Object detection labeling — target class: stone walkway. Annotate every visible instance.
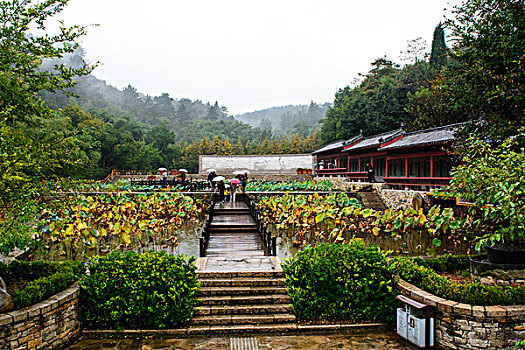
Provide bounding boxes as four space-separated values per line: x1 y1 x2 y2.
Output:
68 332 407 349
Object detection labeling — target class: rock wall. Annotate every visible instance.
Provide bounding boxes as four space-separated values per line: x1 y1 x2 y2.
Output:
199 155 315 175
0 285 80 350
398 280 525 349
376 189 430 211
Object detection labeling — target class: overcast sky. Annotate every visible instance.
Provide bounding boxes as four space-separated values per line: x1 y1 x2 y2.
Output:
56 0 460 115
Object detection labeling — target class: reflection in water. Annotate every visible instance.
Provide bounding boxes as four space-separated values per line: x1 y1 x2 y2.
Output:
32 229 200 261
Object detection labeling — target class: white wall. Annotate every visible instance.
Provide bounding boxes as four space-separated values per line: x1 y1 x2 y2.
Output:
199 154 315 175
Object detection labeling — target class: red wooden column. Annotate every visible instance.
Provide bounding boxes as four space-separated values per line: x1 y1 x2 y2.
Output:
405 157 409 178
430 155 434 178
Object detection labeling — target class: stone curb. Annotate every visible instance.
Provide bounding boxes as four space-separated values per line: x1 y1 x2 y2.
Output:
81 322 389 338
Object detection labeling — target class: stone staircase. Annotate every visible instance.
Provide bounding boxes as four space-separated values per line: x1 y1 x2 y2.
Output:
192 271 296 334
206 202 264 258
359 190 387 211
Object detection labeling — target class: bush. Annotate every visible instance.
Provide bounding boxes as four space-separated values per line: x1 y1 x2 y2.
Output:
0 260 85 309
412 254 471 273
282 240 397 323
391 257 525 305
79 251 200 330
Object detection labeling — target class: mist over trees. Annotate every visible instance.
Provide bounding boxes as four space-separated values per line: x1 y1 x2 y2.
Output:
234 102 331 137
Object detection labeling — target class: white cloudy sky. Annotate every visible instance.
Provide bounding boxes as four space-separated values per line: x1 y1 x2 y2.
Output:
55 0 460 115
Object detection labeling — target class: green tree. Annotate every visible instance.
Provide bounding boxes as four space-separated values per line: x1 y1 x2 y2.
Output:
233 140 245 155
429 23 447 71
445 0 524 139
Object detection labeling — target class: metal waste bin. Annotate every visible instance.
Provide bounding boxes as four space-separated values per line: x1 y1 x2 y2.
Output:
396 294 434 349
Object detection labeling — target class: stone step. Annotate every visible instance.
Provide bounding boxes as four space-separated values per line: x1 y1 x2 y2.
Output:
198 286 288 296
209 226 258 232
187 323 298 335
197 271 283 279
213 209 252 215
199 294 291 306
199 278 285 287
205 250 265 256
190 313 296 326
196 303 293 316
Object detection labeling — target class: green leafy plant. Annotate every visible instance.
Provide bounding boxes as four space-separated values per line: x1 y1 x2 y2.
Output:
282 240 397 323
257 193 471 254
0 260 84 308
246 180 334 192
36 192 209 259
79 251 200 329
441 130 525 250
390 257 525 305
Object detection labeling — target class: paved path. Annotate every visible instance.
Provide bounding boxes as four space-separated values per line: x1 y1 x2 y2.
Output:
68 332 407 349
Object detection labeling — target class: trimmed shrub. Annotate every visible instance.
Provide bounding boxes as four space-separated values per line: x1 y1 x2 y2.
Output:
282 240 397 323
79 251 200 330
0 260 85 309
391 257 525 305
412 254 471 273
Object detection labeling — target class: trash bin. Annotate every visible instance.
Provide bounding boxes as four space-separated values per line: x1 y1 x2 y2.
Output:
396 294 434 349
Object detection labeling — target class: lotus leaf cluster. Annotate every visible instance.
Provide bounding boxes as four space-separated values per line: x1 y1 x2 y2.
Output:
258 194 472 254
37 192 209 259
246 180 334 192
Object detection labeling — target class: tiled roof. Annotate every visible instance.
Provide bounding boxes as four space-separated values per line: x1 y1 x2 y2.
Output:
381 124 459 150
311 140 346 155
344 129 403 151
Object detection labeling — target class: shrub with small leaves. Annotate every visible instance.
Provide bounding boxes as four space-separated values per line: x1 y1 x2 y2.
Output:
79 251 200 329
282 240 397 323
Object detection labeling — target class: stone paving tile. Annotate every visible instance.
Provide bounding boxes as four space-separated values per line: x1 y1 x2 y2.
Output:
68 332 408 349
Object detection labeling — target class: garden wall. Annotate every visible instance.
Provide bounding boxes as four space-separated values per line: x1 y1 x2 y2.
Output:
199 154 314 175
398 279 525 350
377 189 430 211
0 284 80 350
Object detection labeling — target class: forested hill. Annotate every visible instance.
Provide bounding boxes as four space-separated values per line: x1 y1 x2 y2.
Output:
38 49 261 145
234 102 332 136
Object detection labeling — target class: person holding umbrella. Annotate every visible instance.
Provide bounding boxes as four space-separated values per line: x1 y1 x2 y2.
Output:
212 176 226 203
159 167 168 187
207 169 217 189
179 169 188 185
242 170 249 193
229 178 241 202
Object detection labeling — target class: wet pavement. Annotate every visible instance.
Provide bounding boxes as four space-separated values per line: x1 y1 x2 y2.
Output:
68 332 407 349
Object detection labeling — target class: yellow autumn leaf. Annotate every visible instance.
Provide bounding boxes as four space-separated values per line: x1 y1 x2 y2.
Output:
372 227 380 236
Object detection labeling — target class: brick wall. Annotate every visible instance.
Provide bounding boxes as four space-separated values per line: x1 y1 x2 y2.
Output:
398 280 525 349
0 284 80 350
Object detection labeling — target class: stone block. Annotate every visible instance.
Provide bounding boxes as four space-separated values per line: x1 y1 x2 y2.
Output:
453 303 472 316
485 306 506 318
9 310 28 323
437 300 458 313
0 313 13 327
503 305 525 317
27 337 42 349
469 338 489 348
472 305 485 318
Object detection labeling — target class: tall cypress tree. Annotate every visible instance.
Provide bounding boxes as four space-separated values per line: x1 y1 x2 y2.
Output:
430 23 447 70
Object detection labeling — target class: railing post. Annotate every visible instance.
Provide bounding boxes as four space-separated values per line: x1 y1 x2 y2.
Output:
199 237 204 257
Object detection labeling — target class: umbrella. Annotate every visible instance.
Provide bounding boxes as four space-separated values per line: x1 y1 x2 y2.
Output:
206 169 217 173
158 167 167 171
233 170 245 175
179 169 188 173
242 170 251 174
212 176 225 182
230 178 241 184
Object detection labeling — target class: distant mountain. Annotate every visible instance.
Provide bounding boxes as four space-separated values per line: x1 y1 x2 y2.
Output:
38 49 262 145
234 102 332 137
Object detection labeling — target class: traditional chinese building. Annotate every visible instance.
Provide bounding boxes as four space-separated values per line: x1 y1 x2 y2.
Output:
312 124 459 190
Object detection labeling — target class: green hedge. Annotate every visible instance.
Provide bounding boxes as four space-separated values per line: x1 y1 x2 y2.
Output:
79 251 200 330
412 254 471 273
391 257 525 306
0 260 85 308
282 240 397 323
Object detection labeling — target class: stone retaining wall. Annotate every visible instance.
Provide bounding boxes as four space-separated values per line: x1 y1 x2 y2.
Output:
398 279 525 349
0 285 80 350
378 189 430 210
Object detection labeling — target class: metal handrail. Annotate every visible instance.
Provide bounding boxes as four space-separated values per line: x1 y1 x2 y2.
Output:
243 195 276 256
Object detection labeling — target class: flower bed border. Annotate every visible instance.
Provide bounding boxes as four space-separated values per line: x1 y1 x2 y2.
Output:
398 279 525 349
0 284 80 350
